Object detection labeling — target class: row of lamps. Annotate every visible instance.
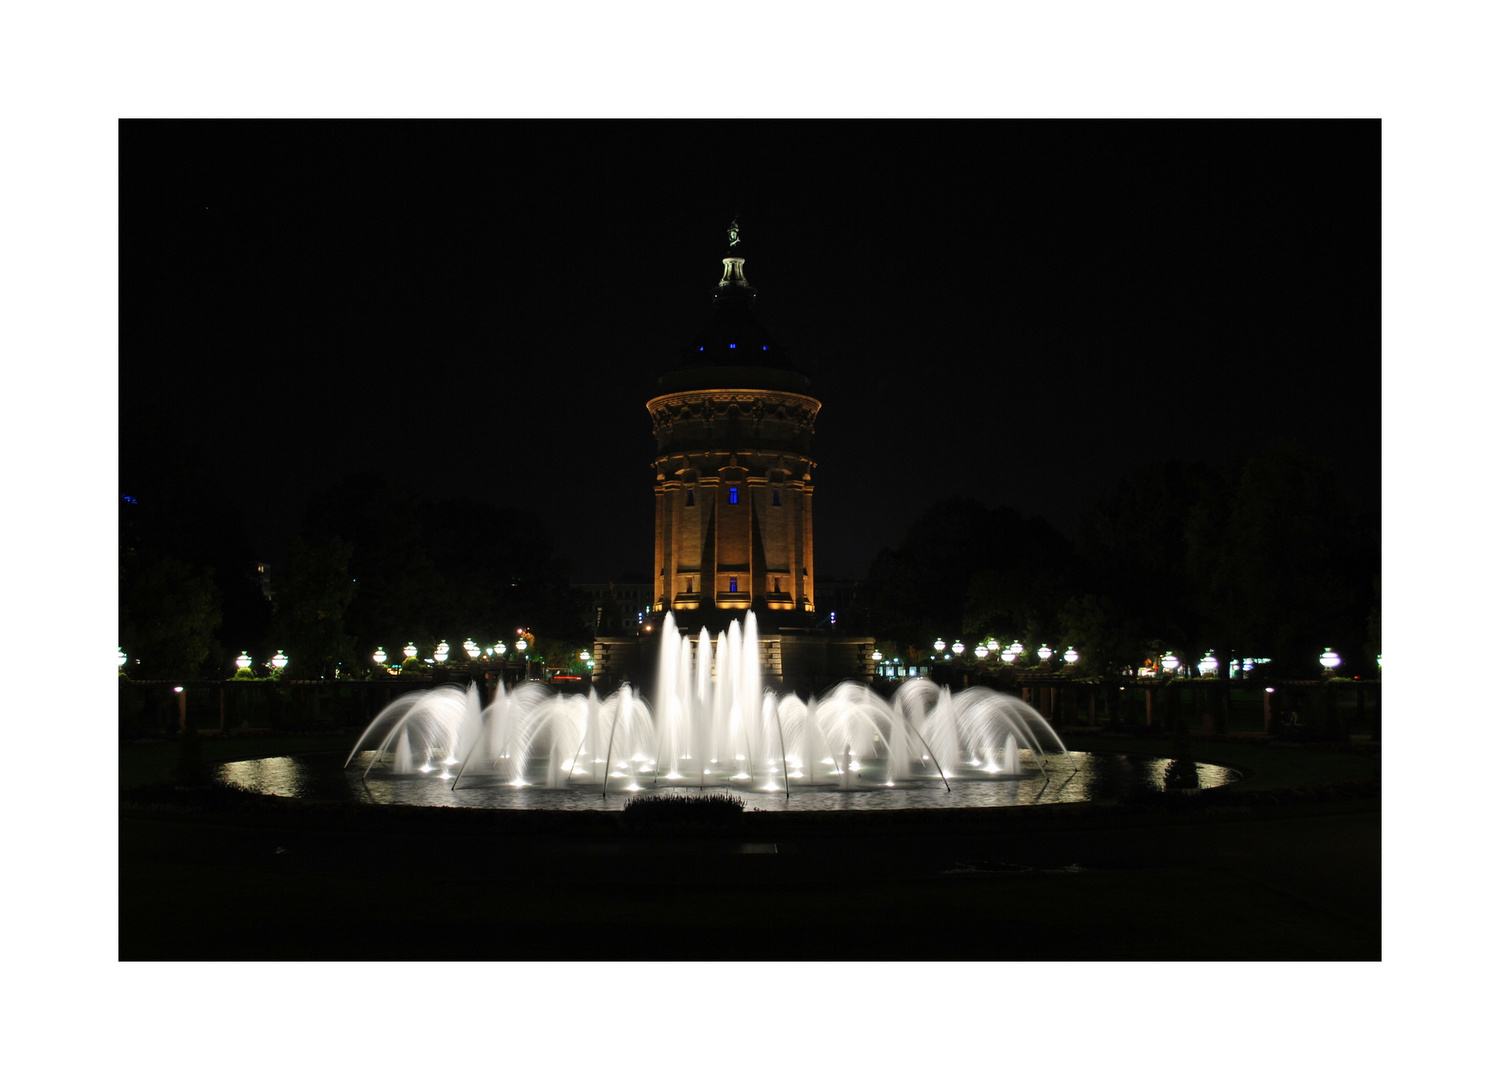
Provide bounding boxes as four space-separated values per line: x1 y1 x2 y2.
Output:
929 639 1079 666
373 635 531 670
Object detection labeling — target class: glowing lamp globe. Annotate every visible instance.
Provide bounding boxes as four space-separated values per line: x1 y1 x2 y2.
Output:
871 649 883 662
934 639 946 653
1320 647 1341 670
403 643 418 659
434 641 450 663
117 647 127 668
373 647 388 666
516 640 528 653
1064 647 1079 665
974 646 989 659
235 651 252 670
579 650 591 662
1037 645 1053 662
952 641 966 656
1162 652 1179 673
271 650 288 670
465 638 480 659
1199 652 1219 675
495 642 507 656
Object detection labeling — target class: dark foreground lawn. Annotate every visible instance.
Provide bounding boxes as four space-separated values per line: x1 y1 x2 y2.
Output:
119 731 1379 961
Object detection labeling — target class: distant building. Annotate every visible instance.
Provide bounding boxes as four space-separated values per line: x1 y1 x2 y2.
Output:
576 578 653 635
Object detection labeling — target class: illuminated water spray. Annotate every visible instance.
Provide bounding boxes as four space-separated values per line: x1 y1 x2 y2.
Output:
345 611 1068 795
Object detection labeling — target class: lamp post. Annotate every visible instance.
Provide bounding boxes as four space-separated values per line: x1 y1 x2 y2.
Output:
465 639 481 661
403 643 418 660
235 651 252 671
270 650 288 672
434 641 450 665
1161 652 1180 675
373 646 388 669
516 638 528 681
1199 651 1219 677
1319 647 1341 677
1063 646 1079 666
117 647 127 670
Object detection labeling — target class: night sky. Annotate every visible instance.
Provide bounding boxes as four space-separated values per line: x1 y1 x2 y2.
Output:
121 120 1379 583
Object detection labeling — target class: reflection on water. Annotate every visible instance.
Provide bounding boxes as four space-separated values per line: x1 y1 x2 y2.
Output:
217 751 1239 813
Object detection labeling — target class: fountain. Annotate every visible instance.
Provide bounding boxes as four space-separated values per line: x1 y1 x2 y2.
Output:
343 612 1071 797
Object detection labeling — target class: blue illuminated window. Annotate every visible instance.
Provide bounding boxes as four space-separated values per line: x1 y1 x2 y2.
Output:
729 577 738 593
762 345 768 350
685 489 694 507
729 343 736 349
728 487 738 505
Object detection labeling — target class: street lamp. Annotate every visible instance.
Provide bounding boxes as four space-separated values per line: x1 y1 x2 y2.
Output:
1199 651 1219 676
1161 652 1180 674
271 650 288 671
974 645 989 659
373 646 387 666
1064 646 1079 665
952 641 966 657
235 651 252 670
1037 645 1053 662
933 638 946 654
1319 647 1341 672
465 639 481 660
403 643 418 659
434 641 450 664
117 647 127 669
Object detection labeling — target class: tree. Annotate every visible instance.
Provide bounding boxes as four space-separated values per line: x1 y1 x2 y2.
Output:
298 476 580 662
1056 594 1142 678
119 548 223 679
854 497 1079 652
268 535 358 679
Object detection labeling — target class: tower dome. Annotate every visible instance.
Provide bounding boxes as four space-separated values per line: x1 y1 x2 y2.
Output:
658 218 810 395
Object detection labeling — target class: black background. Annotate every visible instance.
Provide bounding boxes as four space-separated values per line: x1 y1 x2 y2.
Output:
121 120 1379 581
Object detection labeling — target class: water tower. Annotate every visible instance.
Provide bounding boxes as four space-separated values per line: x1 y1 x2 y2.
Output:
591 220 873 691
648 218 820 625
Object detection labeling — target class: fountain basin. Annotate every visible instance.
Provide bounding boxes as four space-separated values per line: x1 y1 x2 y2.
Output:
219 750 1240 811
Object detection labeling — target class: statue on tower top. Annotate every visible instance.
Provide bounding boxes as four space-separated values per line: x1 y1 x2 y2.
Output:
727 217 741 248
